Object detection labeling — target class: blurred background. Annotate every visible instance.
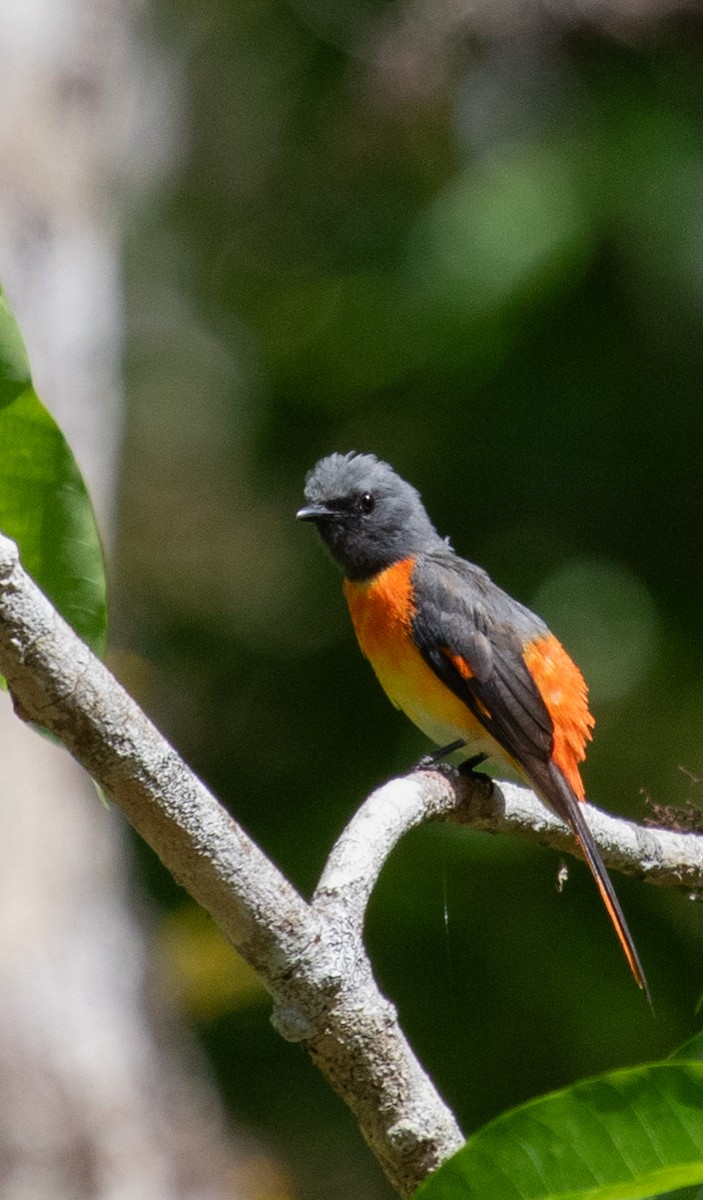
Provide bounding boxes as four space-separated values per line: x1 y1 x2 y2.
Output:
3 0 703 1196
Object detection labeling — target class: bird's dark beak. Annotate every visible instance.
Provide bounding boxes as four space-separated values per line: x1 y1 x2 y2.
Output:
296 504 334 522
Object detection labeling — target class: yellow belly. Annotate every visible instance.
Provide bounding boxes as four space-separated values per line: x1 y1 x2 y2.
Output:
344 562 498 756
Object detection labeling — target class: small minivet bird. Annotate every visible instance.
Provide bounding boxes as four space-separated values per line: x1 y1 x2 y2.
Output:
298 451 649 1000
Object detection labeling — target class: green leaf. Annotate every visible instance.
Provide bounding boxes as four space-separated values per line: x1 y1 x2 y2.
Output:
0 291 32 407
670 1033 703 1063
414 1063 703 1200
0 287 107 657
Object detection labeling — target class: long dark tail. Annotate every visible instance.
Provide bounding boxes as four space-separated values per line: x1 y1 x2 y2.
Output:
539 763 651 1008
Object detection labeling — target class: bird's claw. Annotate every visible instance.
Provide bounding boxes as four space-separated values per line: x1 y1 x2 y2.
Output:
414 756 460 780
414 738 466 772
414 742 491 789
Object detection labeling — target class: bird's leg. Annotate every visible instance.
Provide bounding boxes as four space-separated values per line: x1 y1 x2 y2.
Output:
415 742 493 794
457 751 494 796
458 752 489 773
415 738 466 771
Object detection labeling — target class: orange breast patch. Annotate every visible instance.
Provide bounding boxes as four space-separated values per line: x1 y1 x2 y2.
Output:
523 633 594 799
343 560 496 753
344 558 417 657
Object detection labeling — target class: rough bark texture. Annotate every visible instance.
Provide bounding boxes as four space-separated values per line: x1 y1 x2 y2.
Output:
1 531 700 1195
0 534 467 1196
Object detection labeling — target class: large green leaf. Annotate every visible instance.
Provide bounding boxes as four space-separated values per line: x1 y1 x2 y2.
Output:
0 288 107 656
414 1063 703 1200
670 1033 703 1062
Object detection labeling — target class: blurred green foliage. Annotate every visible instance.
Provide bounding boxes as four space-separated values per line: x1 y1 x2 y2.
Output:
119 4 703 1197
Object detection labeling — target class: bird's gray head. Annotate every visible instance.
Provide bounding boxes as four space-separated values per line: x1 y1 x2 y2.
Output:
297 452 444 580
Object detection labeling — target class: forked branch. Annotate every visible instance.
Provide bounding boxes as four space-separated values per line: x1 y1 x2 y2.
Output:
0 530 699 1196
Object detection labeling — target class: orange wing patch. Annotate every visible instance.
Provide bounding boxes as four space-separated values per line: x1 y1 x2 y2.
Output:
439 649 497 721
523 633 594 799
441 649 473 680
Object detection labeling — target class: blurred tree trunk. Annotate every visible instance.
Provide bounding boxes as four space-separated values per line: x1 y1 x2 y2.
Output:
0 4 265 1197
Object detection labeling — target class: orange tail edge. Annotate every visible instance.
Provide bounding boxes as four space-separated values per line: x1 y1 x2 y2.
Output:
545 765 653 1011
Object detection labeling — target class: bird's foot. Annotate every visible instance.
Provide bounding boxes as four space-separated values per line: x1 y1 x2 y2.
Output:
414 739 466 774
414 746 493 793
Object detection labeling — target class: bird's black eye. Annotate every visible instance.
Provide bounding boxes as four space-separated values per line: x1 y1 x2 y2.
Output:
358 492 375 514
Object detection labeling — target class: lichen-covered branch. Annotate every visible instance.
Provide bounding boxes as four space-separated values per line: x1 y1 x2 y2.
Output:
316 770 703 947
0 529 700 1195
0 532 462 1196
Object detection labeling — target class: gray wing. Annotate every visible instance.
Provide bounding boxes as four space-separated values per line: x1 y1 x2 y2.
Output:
411 551 554 769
